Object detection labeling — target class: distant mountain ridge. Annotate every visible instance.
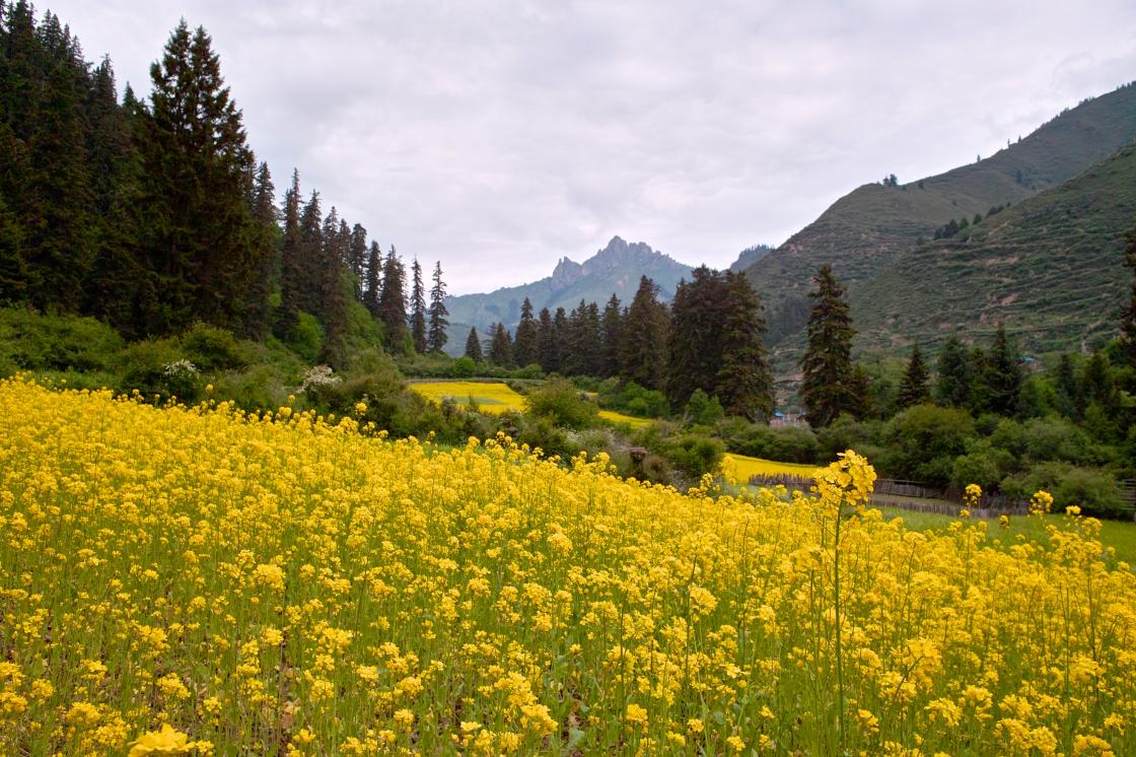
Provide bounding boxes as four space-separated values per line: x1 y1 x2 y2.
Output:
744 81 1136 356
444 236 694 348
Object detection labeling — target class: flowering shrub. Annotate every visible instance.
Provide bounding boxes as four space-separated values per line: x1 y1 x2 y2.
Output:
299 364 340 393
0 377 1134 754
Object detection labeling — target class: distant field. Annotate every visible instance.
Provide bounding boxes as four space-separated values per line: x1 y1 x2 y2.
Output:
880 507 1136 566
407 380 526 414
722 452 821 484
597 409 653 429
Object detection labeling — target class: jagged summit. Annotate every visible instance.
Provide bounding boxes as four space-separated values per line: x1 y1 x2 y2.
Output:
443 236 694 354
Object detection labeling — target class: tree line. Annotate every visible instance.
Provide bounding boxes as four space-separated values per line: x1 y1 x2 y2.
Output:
0 4 449 366
466 269 775 420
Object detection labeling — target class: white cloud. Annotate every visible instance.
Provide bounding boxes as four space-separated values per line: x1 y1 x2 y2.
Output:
50 0 1136 292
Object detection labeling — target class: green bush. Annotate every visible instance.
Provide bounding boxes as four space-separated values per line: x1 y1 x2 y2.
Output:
0 307 123 372
1002 463 1126 516
721 421 819 464
884 404 975 486
599 380 669 418
287 312 324 363
685 389 724 426
181 323 248 371
661 433 725 480
117 338 201 403
451 356 477 377
525 379 598 429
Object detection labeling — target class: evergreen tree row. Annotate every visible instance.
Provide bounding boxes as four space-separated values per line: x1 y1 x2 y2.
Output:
0 5 451 363
466 271 775 420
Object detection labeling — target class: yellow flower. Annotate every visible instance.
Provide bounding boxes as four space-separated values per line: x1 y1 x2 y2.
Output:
128 724 191 756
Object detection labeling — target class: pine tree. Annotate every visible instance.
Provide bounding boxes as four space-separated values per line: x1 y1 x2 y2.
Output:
666 267 726 406
513 297 539 367
536 307 558 373
983 325 1022 416
600 295 623 378
1055 352 1080 418
1122 230 1136 368
317 207 348 366
489 322 513 367
934 336 971 408
296 191 324 317
276 170 304 337
464 327 483 362
144 21 262 334
243 160 277 340
409 258 427 353
800 265 857 427
348 223 367 300
620 276 668 389
897 343 930 408
427 261 449 353
378 246 407 349
363 241 381 319
716 272 773 420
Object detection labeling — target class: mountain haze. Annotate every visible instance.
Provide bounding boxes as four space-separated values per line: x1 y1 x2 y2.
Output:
746 82 1136 351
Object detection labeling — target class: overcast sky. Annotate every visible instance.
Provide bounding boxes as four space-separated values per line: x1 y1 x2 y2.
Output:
50 0 1136 293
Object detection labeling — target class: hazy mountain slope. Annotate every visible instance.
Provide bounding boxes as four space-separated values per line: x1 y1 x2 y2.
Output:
854 142 1136 354
729 244 773 272
747 82 1136 346
445 236 693 334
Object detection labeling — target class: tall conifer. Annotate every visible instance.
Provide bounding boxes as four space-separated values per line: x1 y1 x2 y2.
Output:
800 265 857 427
513 297 539 367
409 258 427 353
427 261 449 353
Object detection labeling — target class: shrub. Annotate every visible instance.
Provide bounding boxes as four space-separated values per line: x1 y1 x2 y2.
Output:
118 338 201 403
599 380 669 418
722 422 819 464
181 323 247 371
525 379 597 429
661 433 725 480
884 404 974 486
685 389 724 426
287 312 324 363
0 307 123 372
1002 463 1126 516
451 356 477 377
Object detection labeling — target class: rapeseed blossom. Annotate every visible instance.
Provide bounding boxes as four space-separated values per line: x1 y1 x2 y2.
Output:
0 376 1134 754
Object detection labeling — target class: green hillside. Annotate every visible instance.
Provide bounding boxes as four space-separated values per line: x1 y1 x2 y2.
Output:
747 82 1136 349
855 142 1136 354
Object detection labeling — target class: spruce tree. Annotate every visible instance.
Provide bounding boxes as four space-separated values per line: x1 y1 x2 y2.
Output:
1122 230 1136 368
348 223 367 300
536 307 557 373
934 336 971 408
363 241 381 319
666 267 726 406
316 208 348 366
464 326 483 362
243 161 277 340
409 258 427 353
513 297 539 367
378 246 407 349
800 265 857 427
600 295 623 378
716 272 774 420
144 22 262 334
620 276 668 389
427 261 449 353
1055 353 1080 419
489 322 513 367
897 343 930 408
276 170 304 337
296 191 324 316
983 325 1022 416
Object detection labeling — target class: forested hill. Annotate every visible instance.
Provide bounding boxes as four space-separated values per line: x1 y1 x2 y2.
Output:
445 235 693 333
745 81 1136 350
854 141 1136 354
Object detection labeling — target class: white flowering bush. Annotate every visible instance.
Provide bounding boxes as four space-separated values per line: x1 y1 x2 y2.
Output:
300 365 341 393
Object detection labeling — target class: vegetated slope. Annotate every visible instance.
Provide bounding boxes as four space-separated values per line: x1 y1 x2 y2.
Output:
445 235 692 336
746 82 1136 349
856 142 1136 354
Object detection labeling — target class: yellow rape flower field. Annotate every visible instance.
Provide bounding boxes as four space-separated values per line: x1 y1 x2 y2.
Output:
2 377 1136 756
722 453 822 485
596 409 653 429
407 381 526 414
